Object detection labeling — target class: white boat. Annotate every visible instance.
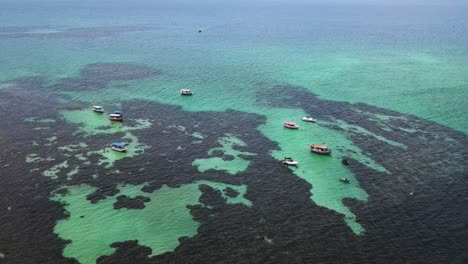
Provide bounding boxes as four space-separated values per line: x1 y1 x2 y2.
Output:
180 89 193 95
310 144 332 155
111 142 127 152
92 105 104 113
302 116 316 122
109 110 123 121
281 157 299 166
284 121 299 129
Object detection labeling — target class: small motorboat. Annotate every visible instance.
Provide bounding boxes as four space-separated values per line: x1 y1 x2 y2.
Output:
281 157 298 166
284 121 299 129
342 159 350 166
111 142 127 152
310 144 332 155
302 115 316 122
92 105 104 113
339 178 350 183
109 110 123 121
180 89 193 95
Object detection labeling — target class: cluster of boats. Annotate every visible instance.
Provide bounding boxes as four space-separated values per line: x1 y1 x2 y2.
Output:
92 105 127 152
94 98 345 182
282 116 317 130
92 90 192 154
281 115 350 183
92 89 192 153
282 114 330 159
93 106 124 121
280 115 349 183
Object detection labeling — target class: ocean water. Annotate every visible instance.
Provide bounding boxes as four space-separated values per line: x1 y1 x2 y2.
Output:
0 1 467 263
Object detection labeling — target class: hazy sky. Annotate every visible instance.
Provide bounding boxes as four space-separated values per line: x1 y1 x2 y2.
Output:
4 0 468 5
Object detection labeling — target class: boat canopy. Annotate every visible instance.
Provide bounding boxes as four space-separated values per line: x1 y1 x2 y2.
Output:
113 110 121 114
112 142 125 147
311 144 328 149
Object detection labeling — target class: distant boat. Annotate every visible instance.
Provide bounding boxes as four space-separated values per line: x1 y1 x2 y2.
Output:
180 89 193 95
111 142 127 152
92 105 104 113
339 178 350 183
284 121 299 129
302 115 316 122
310 144 332 155
281 157 298 166
109 110 123 121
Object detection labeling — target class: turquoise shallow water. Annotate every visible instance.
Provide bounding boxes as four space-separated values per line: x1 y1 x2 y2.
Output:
1 3 467 133
1 1 467 263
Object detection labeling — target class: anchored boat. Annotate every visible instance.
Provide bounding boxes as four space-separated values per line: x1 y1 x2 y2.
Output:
180 89 193 95
111 142 127 152
281 157 298 166
284 121 299 129
92 105 104 113
339 178 350 183
310 144 332 155
109 110 123 121
302 115 316 122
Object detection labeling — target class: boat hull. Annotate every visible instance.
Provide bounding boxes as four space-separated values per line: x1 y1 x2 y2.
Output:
180 89 193 95
310 149 331 155
302 117 316 122
112 147 127 152
282 161 298 165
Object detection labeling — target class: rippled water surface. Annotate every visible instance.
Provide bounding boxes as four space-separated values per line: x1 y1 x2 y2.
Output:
0 1 467 263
